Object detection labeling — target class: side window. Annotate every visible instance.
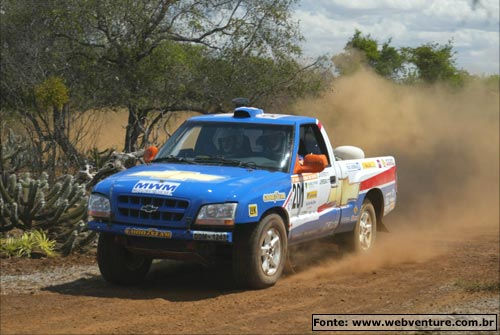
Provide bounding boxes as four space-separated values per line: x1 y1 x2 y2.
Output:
298 124 330 164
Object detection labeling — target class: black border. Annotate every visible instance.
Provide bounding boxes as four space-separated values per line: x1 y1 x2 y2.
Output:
311 313 498 332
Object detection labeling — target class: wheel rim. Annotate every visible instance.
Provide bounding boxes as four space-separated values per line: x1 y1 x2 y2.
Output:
260 227 281 276
358 211 373 251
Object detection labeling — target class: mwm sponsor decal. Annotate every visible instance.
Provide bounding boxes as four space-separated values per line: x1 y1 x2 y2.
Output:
131 180 180 196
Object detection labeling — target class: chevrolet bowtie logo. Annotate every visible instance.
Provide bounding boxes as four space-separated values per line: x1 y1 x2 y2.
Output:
140 204 159 213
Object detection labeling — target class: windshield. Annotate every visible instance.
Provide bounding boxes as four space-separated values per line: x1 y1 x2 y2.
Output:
155 122 294 172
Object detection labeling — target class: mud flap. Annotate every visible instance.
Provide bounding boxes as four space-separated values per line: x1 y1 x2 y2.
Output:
378 219 389 232
284 254 296 274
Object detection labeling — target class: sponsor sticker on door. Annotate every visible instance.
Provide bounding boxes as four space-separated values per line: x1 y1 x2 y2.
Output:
307 190 318 199
362 161 376 169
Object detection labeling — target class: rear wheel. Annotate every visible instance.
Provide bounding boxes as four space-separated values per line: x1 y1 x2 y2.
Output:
233 214 287 289
336 199 377 252
97 233 152 285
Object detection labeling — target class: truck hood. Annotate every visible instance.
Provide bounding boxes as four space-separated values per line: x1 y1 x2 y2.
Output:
93 163 289 202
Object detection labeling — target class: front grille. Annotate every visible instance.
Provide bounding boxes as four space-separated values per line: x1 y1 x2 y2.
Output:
115 195 189 225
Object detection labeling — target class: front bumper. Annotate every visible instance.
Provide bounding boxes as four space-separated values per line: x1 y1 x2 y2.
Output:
87 220 233 243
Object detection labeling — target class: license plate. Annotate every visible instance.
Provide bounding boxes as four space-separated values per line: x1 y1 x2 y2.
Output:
192 231 230 242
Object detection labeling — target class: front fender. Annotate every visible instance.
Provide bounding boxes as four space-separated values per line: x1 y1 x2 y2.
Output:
233 175 291 224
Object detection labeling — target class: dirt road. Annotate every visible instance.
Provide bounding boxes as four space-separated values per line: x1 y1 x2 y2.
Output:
1 70 498 334
1 225 498 334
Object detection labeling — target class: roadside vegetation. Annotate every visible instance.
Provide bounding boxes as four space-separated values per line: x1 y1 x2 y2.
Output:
333 29 498 88
0 230 56 258
0 0 497 258
455 279 500 293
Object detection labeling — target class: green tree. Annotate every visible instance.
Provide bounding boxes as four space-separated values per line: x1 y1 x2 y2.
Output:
333 30 404 79
376 41 405 78
1 0 328 153
402 42 463 84
0 2 88 168
334 30 472 87
45 0 321 151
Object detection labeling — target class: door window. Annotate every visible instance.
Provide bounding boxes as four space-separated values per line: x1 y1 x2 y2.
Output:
298 124 330 164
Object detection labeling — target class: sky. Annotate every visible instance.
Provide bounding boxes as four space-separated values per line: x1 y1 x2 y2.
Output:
294 0 499 75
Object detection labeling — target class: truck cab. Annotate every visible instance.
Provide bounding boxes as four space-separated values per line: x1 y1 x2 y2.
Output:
88 106 397 288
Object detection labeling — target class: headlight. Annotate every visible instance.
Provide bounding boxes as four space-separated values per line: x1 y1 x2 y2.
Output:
88 193 111 218
196 203 237 226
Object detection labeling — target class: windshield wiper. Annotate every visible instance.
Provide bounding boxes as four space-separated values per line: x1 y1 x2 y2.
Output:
151 155 196 164
194 156 257 169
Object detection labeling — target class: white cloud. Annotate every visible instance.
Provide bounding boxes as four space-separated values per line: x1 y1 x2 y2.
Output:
294 0 500 74
329 0 427 11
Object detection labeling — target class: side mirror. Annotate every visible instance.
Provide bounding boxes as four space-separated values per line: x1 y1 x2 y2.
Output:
143 146 158 163
294 154 328 174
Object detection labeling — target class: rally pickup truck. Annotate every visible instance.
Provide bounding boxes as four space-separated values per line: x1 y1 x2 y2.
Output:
87 106 397 288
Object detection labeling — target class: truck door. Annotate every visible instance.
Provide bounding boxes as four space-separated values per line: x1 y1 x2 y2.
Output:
286 123 341 244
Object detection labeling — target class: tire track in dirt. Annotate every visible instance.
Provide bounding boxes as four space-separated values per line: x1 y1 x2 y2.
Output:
1 228 497 334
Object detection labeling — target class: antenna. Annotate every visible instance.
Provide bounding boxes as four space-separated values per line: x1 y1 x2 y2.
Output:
232 97 250 108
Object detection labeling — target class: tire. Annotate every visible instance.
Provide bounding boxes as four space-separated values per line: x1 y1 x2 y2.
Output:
97 233 152 285
336 199 377 253
233 214 287 289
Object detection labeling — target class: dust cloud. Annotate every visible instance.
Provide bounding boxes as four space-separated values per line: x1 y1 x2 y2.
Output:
288 69 499 278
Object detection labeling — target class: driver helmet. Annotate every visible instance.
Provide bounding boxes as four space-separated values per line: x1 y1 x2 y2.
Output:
262 130 285 153
220 128 244 154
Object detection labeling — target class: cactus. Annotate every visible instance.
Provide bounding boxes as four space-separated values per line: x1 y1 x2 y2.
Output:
0 124 34 173
0 144 148 255
0 172 95 254
58 220 97 256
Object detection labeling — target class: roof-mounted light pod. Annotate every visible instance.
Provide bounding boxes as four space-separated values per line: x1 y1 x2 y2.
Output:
233 107 264 118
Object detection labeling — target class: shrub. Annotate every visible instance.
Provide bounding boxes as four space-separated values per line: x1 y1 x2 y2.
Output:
0 230 56 258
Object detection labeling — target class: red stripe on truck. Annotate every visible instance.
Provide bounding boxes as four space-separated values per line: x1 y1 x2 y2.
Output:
359 166 396 191
317 201 335 213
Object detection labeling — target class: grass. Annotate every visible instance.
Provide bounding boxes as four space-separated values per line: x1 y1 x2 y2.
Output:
455 279 500 293
0 230 57 258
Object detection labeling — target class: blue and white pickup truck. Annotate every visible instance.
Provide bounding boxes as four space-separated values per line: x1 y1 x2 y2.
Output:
87 105 397 288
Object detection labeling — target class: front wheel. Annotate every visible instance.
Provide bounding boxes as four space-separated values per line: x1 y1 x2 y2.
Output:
233 214 287 289
97 233 152 285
